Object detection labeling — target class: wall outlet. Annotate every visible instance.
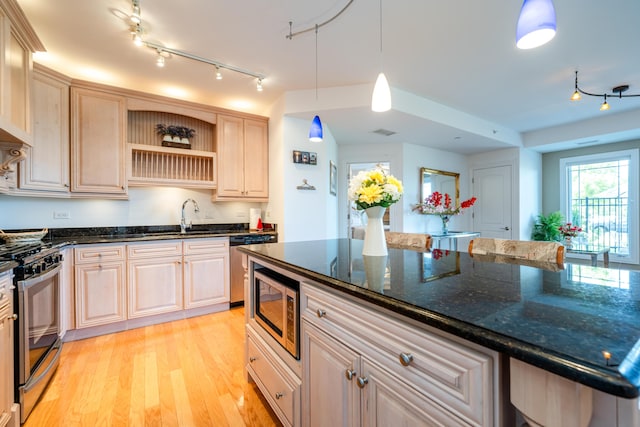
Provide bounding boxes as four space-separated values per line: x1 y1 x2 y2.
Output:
53 210 70 219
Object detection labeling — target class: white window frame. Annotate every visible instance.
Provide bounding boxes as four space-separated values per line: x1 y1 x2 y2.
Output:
559 149 639 265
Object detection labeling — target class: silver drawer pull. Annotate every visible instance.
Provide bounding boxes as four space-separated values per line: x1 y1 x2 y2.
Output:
9 314 17 321
345 369 357 381
399 352 414 366
356 376 369 389
275 392 284 399
316 308 326 318
249 356 257 363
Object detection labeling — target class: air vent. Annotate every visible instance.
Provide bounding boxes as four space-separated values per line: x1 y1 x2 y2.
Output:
576 140 600 146
372 128 396 136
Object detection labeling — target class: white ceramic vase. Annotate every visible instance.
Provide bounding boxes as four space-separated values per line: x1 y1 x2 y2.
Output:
363 254 388 292
362 206 388 256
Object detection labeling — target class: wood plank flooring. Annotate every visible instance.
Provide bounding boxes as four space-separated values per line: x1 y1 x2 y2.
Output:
24 307 282 427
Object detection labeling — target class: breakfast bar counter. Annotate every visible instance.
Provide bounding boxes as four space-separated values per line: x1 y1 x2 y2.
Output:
239 238 640 399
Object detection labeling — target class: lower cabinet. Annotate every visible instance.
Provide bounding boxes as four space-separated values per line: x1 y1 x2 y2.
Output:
0 271 16 427
301 283 499 427
246 326 301 427
183 238 229 308
127 241 183 318
75 244 127 328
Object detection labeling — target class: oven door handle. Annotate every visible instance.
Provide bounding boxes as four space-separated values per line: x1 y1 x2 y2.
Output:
17 263 62 291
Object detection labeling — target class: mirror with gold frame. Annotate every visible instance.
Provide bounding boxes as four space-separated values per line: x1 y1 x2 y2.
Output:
420 167 460 207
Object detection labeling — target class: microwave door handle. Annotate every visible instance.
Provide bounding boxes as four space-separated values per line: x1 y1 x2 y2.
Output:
17 264 62 291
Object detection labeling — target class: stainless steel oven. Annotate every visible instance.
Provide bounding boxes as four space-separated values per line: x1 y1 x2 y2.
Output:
253 267 299 359
6 244 63 423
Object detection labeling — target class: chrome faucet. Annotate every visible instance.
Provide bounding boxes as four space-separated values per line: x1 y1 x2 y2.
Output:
180 198 200 233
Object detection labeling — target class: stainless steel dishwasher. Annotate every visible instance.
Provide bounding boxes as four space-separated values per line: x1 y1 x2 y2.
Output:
229 233 277 306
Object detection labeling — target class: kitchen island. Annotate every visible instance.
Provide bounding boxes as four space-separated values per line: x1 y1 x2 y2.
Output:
240 238 640 427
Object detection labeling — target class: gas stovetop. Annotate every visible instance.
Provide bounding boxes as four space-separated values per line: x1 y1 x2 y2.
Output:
0 242 59 264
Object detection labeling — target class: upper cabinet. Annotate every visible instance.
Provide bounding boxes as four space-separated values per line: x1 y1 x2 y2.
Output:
214 114 268 201
0 0 44 185
70 83 127 198
17 64 70 195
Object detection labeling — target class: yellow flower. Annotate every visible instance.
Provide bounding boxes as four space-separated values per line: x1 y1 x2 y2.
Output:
368 170 385 185
387 176 403 193
358 184 383 205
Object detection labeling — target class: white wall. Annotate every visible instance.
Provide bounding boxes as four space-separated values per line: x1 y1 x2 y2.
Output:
0 187 264 230
518 149 542 240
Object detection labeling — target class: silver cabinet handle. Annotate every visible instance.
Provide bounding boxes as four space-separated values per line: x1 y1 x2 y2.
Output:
356 377 369 389
345 369 357 381
399 352 414 366
316 308 326 318
9 314 17 321
502 226 510 231
275 392 283 399
249 356 257 363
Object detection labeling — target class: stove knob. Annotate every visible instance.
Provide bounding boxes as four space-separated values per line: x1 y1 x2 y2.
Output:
33 264 41 274
41 262 48 271
25 266 34 275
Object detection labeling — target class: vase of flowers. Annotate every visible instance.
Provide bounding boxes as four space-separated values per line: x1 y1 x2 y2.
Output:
413 191 477 235
559 222 582 247
348 167 403 256
156 124 196 149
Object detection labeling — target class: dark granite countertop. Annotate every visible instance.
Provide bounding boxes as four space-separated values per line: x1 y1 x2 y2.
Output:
0 260 17 274
238 238 640 399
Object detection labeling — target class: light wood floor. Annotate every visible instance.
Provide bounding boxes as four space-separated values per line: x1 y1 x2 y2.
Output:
24 307 282 427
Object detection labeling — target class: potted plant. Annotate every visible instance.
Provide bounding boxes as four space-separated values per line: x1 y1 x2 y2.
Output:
531 211 564 241
156 124 195 148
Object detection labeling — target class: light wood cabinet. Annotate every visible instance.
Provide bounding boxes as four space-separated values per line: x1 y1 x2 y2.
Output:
74 244 126 328
127 241 183 318
301 283 498 426
214 114 268 201
0 270 15 427
183 238 229 308
70 84 127 198
18 64 70 195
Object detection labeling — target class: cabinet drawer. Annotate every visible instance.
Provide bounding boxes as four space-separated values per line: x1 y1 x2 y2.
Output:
247 331 298 427
183 238 228 255
302 283 494 426
75 244 125 263
128 241 182 258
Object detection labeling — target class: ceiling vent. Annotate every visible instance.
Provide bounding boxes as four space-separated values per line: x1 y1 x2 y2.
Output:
372 128 396 137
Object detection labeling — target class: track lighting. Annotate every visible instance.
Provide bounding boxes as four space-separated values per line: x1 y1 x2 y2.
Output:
127 0 266 90
156 51 165 68
130 0 141 24
571 70 640 111
516 0 556 49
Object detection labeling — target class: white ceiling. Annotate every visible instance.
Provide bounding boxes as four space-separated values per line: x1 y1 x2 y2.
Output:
18 0 640 154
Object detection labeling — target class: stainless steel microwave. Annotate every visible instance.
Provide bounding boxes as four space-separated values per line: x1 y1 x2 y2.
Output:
253 268 299 359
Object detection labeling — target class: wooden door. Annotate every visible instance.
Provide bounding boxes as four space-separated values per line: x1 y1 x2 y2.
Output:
70 86 127 196
75 261 126 328
473 165 513 239
243 118 269 199
216 114 245 197
20 66 70 193
184 253 229 308
128 256 183 318
302 321 361 427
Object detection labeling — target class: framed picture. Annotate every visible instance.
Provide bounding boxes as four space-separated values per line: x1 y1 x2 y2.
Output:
330 161 337 196
309 152 317 165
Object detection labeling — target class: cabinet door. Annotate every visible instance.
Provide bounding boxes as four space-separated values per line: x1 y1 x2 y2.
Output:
243 118 268 199
184 252 229 308
216 114 245 197
75 261 126 328
128 256 183 318
19 66 70 193
302 321 361 427
0 273 13 427
361 358 468 427
70 86 127 196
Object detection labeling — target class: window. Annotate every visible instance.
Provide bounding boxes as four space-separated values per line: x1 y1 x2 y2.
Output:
560 149 639 264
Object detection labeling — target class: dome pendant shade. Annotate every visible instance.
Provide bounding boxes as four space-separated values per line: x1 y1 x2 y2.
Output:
372 72 391 112
516 0 556 49
309 115 323 142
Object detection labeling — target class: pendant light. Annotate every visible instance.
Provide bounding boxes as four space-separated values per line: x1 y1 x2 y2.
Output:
309 24 323 142
371 0 391 112
516 0 557 49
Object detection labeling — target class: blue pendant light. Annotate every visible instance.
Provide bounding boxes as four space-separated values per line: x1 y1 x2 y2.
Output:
516 0 556 49
309 115 323 142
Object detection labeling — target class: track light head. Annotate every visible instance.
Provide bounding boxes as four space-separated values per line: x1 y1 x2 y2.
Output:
215 66 222 80
131 0 141 24
156 51 165 68
257 79 263 92
131 24 143 46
